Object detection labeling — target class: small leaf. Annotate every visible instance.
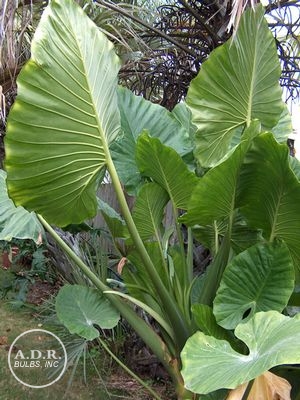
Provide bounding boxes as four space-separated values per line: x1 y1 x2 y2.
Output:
181 311 300 394
97 198 128 239
56 284 120 340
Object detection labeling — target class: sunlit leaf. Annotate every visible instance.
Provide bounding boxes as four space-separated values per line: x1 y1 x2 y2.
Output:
5 0 120 226
187 5 283 167
181 311 300 394
0 170 43 242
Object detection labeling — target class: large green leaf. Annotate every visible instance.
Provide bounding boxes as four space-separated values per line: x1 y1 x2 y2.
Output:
238 133 300 269
136 133 198 210
187 5 283 167
56 284 120 340
132 182 169 241
181 311 300 394
213 242 295 329
182 121 260 227
111 87 192 193
4 0 120 226
0 170 43 242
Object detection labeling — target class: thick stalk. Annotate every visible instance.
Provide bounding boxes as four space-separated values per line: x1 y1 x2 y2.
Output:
38 215 178 381
105 152 192 347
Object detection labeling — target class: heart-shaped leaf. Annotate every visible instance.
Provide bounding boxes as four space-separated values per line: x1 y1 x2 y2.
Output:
214 242 295 329
187 5 283 167
181 311 300 394
56 284 120 340
5 0 120 226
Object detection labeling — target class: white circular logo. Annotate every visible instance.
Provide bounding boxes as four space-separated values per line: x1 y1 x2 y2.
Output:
8 329 67 388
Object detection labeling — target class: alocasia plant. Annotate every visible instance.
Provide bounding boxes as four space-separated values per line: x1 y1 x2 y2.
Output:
3 0 300 399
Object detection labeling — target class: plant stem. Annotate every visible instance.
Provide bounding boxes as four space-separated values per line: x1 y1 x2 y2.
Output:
38 215 177 380
197 232 231 306
242 379 254 400
97 336 163 400
105 151 192 347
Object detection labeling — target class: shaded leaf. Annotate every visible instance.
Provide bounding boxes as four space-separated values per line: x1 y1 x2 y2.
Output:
111 87 192 193
136 133 198 210
271 105 292 143
132 183 169 241
238 133 300 269
214 242 294 329
182 121 260 227
97 198 128 239
192 304 232 342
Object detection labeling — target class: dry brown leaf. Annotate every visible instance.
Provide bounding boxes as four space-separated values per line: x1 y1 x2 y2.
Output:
227 371 291 400
117 257 127 275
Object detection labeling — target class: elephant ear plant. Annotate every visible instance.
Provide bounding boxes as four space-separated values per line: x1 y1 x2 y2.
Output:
3 0 300 399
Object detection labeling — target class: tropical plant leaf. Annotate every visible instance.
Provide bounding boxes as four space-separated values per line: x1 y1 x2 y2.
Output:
136 133 198 210
0 170 43 242
5 0 121 226
171 102 197 141
56 284 120 340
193 215 261 256
182 121 260 227
181 311 300 394
289 156 300 181
213 242 295 329
271 105 292 143
192 304 232 342
132 182 169 241
97 198 128 239
111 87 192 193
187 5 283 167
238 133 300 269
123 242 168 313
